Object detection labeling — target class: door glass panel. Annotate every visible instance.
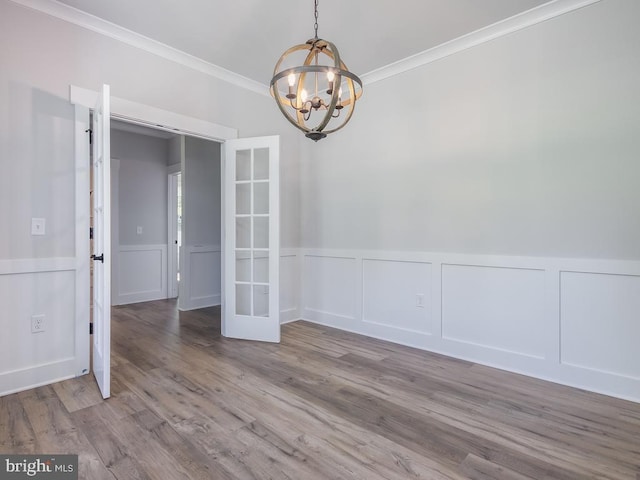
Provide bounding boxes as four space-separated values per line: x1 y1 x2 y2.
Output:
254 217 269 248
236 183 251 215
236 284 251 316
253 251 269 283
236 251 251 282
253 285 269 317
253 182 269 215
254 148 269 180
236 217 251 248
236 149 251 181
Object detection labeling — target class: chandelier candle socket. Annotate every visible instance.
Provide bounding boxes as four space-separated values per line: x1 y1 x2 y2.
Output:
270 0 363 141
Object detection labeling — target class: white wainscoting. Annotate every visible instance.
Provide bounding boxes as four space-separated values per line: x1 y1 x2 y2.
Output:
299 249 640 402
280 249 301 323
303 254 358 325
560 271 640 380
116 245 167 305
441 264 546 359
178 247 301 317
180 245 221 311
363 259 433 335
0 258 79 396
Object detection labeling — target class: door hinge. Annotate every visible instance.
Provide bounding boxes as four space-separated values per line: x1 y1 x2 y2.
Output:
89 322 93 335
89 227 94 239
85 128 93 144
91 253 104 263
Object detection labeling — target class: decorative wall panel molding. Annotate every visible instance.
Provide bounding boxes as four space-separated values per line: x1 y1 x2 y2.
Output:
117 245 167 305
302 255 357 322
0 267 77 396
180 245 221 311
560 271 640 380
441 264 546 359
280 251 301 323
296 248 640 402
362 258 433 334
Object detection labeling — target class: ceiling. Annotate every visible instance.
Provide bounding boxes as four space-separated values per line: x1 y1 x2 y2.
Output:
54 0 551 85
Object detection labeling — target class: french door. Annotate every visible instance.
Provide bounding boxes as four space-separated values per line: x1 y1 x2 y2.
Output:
222 136 280 342
92 85 111 398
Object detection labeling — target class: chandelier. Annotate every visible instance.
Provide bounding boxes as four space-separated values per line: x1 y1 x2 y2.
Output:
270 0 363 141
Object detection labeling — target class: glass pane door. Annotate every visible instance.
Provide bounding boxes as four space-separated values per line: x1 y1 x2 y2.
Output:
223 136 279 342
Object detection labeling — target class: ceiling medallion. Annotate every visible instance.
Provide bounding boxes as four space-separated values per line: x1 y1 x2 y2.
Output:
270 0 363 141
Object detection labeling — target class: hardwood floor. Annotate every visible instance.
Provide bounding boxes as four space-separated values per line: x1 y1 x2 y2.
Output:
1 299 639 479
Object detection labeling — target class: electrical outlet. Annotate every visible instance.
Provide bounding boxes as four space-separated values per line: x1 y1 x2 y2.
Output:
416 293 425 308
31 314 45 333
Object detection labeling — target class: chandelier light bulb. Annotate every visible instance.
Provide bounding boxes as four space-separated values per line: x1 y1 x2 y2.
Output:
287 73 296 87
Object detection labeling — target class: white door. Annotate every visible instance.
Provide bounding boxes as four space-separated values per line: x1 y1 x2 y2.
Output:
92 85 111 398
222 136 280 342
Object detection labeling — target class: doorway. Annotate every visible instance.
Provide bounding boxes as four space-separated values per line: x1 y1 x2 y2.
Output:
109 121 179 306
74 85 281 400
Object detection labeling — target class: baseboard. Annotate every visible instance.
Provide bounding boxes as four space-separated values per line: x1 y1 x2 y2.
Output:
0 358 77 397
179 293 221 311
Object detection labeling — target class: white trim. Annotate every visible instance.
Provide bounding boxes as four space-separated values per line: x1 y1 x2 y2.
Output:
110 158 120 307
361 0 602 85
69 85 238 142
167 169 181 299
0 257 76 275
280 308 299 324
9 0 269 96
279 249 301 323
11 0 599 92
0 358 76 397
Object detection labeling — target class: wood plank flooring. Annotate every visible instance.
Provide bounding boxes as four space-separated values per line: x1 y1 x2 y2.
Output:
1 299 639 479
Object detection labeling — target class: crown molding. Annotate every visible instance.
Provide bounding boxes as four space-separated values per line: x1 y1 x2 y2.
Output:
360 0 601 85
9 0 600 93
8 0 270 96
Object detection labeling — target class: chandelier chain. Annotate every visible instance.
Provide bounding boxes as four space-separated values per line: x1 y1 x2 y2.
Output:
313 0 319 38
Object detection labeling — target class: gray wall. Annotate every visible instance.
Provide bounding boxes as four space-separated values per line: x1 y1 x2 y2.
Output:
183 137 221 247
300 0 640 260
168 135 182 167
0 87 76 259
111 129 170 246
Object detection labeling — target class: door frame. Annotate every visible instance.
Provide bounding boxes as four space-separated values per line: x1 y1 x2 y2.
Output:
110 159 120 306
74 104 91 377
167 165 181 299
71 85 240 377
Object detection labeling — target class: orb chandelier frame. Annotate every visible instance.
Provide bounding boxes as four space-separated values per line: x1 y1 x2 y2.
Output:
270 0 363 141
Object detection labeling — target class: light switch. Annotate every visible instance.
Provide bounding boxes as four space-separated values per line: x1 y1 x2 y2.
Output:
31 218 46 236
136 226 143 235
